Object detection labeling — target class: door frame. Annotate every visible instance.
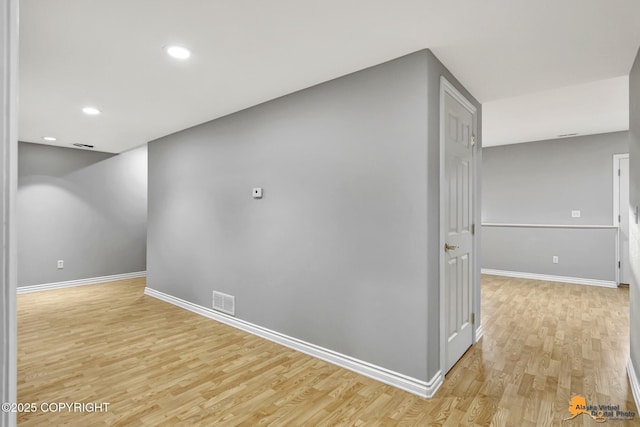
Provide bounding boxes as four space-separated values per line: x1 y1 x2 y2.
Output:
613 153 629 285
439 77 479 375
1 0 19 425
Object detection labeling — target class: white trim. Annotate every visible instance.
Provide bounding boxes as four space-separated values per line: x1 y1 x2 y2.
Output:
1 0 19 425
439 76 446 381
481 223 618 229
144 287 442 398
475 325 483 342
481 269 617 288
628 359 640 412
440 78 477 114
439 76 479 377
613 154 629 225
17 271 147 294
613 153 630 286
615 229 620 285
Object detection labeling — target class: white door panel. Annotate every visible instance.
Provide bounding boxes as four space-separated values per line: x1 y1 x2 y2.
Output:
619 157 630 284
443 90 475 373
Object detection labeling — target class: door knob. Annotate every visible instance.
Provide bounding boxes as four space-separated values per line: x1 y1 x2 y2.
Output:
444 243 458 252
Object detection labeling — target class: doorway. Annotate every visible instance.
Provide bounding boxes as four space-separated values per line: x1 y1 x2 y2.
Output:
614 153 630 285
439 77 478 374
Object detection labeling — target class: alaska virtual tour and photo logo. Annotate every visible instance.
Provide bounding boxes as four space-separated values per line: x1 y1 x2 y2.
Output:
564 395 636 423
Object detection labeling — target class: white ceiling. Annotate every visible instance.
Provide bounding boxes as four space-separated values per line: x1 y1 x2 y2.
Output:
19 0 640 153
483 76 630 147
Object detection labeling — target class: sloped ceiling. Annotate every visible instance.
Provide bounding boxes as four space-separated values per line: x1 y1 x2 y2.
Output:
19 0 640 153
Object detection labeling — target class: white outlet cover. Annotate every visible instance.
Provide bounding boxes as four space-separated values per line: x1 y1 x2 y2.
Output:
252 188 263 199
571 210 581 218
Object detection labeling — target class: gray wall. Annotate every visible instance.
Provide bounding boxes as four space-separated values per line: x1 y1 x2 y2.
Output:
482 132 628 281
17 142 147 287
482 226 615 280
629 47 640 393
147 50 480 382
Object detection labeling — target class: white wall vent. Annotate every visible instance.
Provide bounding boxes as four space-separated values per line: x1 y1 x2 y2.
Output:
212 291 235 316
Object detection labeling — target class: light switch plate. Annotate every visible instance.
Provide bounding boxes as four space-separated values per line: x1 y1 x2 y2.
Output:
571 210 581 218
252 188 263 199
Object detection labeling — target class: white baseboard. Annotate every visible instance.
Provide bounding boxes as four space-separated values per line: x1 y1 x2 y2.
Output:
628 359 640 412
17 271 147 294
144 286 442 398
475 324 483 342
480 269 617 288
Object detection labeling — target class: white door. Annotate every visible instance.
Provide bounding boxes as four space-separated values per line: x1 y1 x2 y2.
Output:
619 157 630 284
443 88 475 373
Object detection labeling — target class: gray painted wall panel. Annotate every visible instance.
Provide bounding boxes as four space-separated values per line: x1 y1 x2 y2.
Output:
18 142 147 286
149 52 430 380
148 50 481 381
482 227 616 281
483 132 628 225
482 132 628 281
629 47 640 389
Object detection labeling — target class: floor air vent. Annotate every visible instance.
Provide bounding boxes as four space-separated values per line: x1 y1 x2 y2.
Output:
212 291 235 316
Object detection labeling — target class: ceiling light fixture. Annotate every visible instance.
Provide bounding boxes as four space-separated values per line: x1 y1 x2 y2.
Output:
42 136 57 141
165 45 191 60
82 107 101 115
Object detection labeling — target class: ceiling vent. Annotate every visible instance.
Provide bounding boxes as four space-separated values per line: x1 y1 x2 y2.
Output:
72 143 94 149
212 291 235 316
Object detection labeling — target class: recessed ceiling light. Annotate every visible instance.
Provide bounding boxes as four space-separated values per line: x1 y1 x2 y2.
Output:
82 107 101 115
42 136 57 141
165 45 191 60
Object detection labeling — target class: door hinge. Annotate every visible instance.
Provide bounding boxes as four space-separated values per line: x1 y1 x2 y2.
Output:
619 169 621 176
619 261 621 269
471 134 476 146
471 224 475 235
619 215 621 223
471 313 475 324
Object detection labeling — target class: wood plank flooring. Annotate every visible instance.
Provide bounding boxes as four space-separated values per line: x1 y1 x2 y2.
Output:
17 275 638 426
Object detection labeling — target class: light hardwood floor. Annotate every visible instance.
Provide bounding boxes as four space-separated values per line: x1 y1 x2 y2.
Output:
17 275 638 426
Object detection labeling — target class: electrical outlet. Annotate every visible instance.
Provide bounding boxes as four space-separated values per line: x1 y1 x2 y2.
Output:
571 210 581 218
57 260 64 269
552 256 559 264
